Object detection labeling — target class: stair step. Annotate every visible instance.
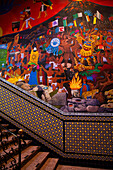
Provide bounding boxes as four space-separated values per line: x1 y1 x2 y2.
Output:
22 151 50 170
1 140 32 162
1 124 9 127
56 165 108 170
56 165 80 170
40 158 59 170
0 129 17 136
4 145 41 169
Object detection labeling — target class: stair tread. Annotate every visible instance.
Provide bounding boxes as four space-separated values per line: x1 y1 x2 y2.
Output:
0 129 16 134
4 145 41 169
22 151 50 170
40 158 59 170
1 124 9 127
0 128 16 131
56 165 108 170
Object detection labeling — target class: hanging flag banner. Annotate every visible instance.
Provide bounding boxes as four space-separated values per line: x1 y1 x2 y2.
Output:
73 12 82 27
63 17 67 27
96 11 104 21
73 20 77 27
48 19 59 28
84 10 93 22
86 15 90 22
59 26 64 32
93 14 97 24
52 19 58 27
73 12 82 19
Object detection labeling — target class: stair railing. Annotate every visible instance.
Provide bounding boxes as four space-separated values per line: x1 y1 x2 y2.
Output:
0 124 24 170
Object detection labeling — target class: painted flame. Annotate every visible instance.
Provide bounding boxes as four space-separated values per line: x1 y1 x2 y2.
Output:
70 72 82 90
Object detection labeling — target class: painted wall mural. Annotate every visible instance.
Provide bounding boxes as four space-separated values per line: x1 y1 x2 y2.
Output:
0 0 69 36
0 0 113 113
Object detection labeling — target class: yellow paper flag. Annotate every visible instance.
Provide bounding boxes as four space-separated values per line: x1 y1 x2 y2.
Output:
74 20 77 27
93 16 97 24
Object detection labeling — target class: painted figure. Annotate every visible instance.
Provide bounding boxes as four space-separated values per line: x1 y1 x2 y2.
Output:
37 0 53 18
20 7 35 31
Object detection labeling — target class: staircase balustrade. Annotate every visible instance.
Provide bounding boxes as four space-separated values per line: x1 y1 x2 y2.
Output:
0 124 24 170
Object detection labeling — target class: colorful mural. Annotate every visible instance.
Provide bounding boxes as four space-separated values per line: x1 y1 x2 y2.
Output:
0 44 7 69
0 0 113 113
0 0 69 36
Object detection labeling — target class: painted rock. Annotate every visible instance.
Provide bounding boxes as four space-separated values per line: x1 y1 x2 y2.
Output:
75 104 87 112
86 105 99 113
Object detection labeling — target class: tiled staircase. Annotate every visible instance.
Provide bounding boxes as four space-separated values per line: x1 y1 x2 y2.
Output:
0 117 110 170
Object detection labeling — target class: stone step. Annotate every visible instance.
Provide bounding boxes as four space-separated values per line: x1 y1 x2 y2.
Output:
1 140 32 162
4 145 41 169
40 158 59 170
22 151 50 170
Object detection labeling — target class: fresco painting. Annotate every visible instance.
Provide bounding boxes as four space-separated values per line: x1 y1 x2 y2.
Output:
0 0 113 113
0 44 7 70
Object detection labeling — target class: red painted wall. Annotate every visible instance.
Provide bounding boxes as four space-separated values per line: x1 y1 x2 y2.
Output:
0 0 113 36
0 0 69 36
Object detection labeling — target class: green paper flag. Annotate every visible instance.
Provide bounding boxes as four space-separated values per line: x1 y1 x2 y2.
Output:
63 17 67 27
73 13 82 19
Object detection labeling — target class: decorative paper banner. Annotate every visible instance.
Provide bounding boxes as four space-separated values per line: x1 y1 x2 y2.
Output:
73 12 82 27
55 27 64 33
52 19 58 27
73 12 82 19
63 17 67 27
59 26 64 32
93 14 97 24
96 11 104 21
86 15 90 22
73 20 77 27
49 19 58 28
84 10 93 22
